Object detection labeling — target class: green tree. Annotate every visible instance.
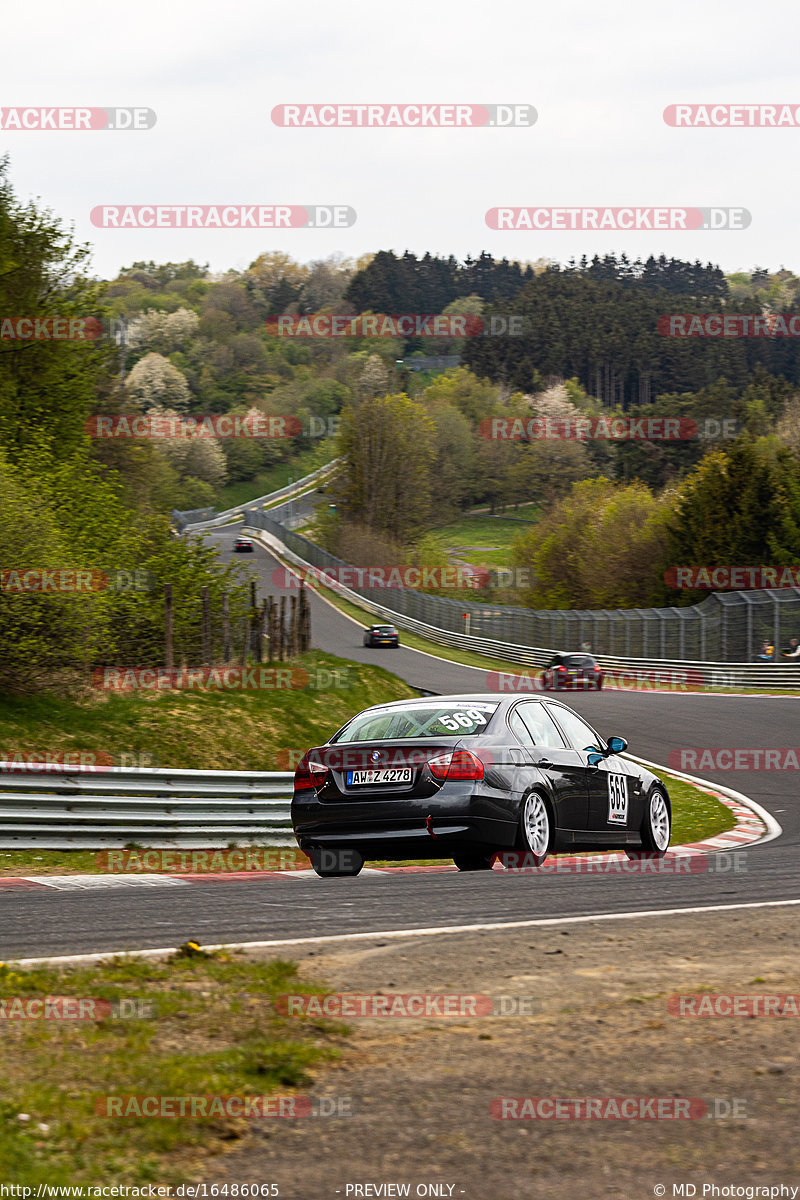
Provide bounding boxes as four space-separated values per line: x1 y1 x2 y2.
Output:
513 478 672 609
0 156 113 459
664 438 800 602
428 404 475 520
336 394 435 541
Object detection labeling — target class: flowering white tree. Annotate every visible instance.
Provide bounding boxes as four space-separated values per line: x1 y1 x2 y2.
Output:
355 354 389 402
151 408 227 488
506 383 593 505
127 308 200 355
126 353 191 412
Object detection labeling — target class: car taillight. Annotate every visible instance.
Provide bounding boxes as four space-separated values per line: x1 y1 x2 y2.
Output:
427 749 484 782
557 665 567 672
294 753 328 790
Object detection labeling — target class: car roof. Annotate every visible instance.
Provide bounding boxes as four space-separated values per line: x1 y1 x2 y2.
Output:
357 692 545 710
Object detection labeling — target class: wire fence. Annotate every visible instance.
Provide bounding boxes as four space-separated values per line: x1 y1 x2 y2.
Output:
239 509 800 665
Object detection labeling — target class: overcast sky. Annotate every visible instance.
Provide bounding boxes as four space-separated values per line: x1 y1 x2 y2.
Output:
4 0 800 282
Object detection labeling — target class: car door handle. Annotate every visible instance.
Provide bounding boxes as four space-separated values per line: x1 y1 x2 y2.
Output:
533 759 553 768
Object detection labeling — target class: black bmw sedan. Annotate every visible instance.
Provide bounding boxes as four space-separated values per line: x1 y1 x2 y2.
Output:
363 623 400 648
291 694 671 877
541 652 604 691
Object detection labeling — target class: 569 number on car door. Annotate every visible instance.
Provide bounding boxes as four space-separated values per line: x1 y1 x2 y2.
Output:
607 772 628 825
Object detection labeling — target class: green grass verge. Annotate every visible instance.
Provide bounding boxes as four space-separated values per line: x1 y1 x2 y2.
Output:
428 512 539 570
215 444 337 511
654 770 736 843
0 651 415 776
0 953 345 1185
309 582 523 675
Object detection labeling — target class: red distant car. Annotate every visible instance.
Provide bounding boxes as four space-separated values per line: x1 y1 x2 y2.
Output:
541 652 603 691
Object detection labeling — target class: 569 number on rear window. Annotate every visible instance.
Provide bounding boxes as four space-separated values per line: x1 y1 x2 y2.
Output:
438 708 488 732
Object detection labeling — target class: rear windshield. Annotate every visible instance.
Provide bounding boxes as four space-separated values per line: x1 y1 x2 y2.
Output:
564 655 595 667
372 626 396 634
332 702 498 743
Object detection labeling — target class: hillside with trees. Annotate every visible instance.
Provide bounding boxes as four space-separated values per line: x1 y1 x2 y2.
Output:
4 150 800 690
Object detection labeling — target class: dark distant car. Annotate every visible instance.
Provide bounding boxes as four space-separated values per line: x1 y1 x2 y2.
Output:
363 624 400 648
234 537 254 553
291 693 670 876
541 652 603 691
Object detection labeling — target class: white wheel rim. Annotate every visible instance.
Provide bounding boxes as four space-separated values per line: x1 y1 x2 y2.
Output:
650 791 670 850
523 794 549 856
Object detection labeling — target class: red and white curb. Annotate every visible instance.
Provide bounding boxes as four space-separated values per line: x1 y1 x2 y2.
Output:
0 767 774 892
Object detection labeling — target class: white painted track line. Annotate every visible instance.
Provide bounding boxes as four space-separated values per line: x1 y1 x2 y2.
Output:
10 898 800 968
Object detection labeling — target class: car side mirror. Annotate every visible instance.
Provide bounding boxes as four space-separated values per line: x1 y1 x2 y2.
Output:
606 735 627 754
587 750 604 766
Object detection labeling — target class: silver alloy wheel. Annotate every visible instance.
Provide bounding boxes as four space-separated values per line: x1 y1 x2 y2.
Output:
523 792 550 857
650 790 670 850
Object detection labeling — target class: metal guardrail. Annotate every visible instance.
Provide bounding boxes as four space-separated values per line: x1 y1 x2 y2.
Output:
175 460 341 533
246 521 800 689
0 764 295 848
172 458 800 680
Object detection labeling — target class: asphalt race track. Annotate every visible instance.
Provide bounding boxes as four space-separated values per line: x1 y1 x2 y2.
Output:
2 526 798 962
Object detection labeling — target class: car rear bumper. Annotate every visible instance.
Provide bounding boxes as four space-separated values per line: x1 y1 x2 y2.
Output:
292 790 517 858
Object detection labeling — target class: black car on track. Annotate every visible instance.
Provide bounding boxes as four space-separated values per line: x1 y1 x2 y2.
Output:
291 693 670 877
234 537 254 553
541 652 604 691
363 623 400 648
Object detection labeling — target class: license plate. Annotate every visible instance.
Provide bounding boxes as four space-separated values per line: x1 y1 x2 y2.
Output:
346 768 412 786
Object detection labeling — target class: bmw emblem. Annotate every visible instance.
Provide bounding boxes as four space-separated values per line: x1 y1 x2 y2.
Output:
371 750 381 763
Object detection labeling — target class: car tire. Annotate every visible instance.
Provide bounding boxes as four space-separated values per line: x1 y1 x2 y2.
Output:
310 848 364 878
638 787 671 856
595 680 603 691
516 790 552 863
452 851 495 871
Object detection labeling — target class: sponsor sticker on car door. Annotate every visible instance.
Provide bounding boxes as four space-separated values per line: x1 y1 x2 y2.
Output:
607 773 629 824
